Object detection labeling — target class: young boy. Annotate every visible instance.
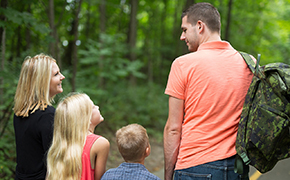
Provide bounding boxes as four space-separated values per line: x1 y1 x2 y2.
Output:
101 123 161 180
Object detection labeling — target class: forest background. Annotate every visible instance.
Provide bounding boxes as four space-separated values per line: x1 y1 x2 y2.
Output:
0 0 290 179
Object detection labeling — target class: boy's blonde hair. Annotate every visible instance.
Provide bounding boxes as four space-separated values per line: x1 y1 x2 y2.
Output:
13 54 56 117
46 93 93 180
116 124 149 162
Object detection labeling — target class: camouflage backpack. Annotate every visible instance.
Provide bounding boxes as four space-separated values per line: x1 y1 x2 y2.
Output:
235 52 290 174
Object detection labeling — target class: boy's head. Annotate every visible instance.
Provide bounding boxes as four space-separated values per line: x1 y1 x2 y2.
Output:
116 124 150 163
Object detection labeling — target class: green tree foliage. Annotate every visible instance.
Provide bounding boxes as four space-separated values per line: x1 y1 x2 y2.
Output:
1 0 290 178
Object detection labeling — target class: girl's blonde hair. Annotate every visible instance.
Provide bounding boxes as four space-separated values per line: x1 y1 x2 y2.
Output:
46 93 93 180
13 54 56 117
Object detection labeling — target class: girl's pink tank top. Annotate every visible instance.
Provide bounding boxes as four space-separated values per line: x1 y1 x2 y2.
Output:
81 134 100 180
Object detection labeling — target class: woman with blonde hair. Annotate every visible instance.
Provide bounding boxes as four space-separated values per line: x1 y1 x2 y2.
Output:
46 93 110 180
13 54 65 180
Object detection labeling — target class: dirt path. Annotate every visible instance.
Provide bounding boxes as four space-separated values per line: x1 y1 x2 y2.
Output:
144 140 164 173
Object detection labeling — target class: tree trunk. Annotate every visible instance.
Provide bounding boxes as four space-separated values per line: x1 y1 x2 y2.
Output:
0 0 7 67
71 0 83 92
99 0 106 33
156 0 168 84
224 0 233 41
127 0 138 85
99 0 106 88
0 0 8 107
0 0 7 105
25 5 31 50
0 0 7 47
16 27 22 58
55 1 68 69
1 28 5 70
48 0 56 58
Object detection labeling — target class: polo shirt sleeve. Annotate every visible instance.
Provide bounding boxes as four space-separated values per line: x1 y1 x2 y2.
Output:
165 59 185 100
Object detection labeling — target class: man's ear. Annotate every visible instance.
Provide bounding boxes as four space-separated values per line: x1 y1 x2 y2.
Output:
196 20 204 33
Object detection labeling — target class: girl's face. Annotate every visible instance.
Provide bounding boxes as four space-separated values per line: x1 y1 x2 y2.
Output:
90 102 104 126
49 62 65 98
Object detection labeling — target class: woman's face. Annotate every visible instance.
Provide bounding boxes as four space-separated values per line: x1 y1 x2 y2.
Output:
49 62 65 98
91 102 104 126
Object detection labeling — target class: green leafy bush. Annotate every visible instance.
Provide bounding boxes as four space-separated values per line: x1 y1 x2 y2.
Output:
0 121 16 180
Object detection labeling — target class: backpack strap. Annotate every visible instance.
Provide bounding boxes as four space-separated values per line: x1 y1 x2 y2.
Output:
235 152 251 174
239 52 261 76
235 52 261 175
235 155 250 177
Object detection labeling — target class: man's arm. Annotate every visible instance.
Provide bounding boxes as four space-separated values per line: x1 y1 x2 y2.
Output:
163 96 184 180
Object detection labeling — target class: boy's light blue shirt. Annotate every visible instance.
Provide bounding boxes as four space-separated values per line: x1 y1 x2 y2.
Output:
101 162 161 180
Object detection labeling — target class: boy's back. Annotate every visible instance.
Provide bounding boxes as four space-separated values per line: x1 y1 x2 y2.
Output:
101 162 160 180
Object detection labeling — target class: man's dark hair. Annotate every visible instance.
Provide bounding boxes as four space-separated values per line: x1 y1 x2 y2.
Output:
182 2 221 33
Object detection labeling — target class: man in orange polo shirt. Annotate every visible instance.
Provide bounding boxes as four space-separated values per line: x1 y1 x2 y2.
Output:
164 2 253 180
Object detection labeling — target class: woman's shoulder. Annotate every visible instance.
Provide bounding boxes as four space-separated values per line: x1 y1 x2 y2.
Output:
38 105 55 117
91 135 110 152
33 105 55 115
44 105 55 113
33 105 55 125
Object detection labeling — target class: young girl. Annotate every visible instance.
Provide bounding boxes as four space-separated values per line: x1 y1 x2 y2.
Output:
46 93 110 180
13 54 65 180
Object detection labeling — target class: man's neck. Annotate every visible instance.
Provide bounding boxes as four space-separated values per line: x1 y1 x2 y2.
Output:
200 32 221 44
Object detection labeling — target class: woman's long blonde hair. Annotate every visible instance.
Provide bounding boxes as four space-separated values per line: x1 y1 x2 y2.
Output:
13 54 56 117
46 93 93 180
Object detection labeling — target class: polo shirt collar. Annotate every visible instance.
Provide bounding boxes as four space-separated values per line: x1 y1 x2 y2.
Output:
197 41 234 51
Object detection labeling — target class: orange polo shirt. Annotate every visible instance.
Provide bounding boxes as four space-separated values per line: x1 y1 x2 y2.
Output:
165 41 253 170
